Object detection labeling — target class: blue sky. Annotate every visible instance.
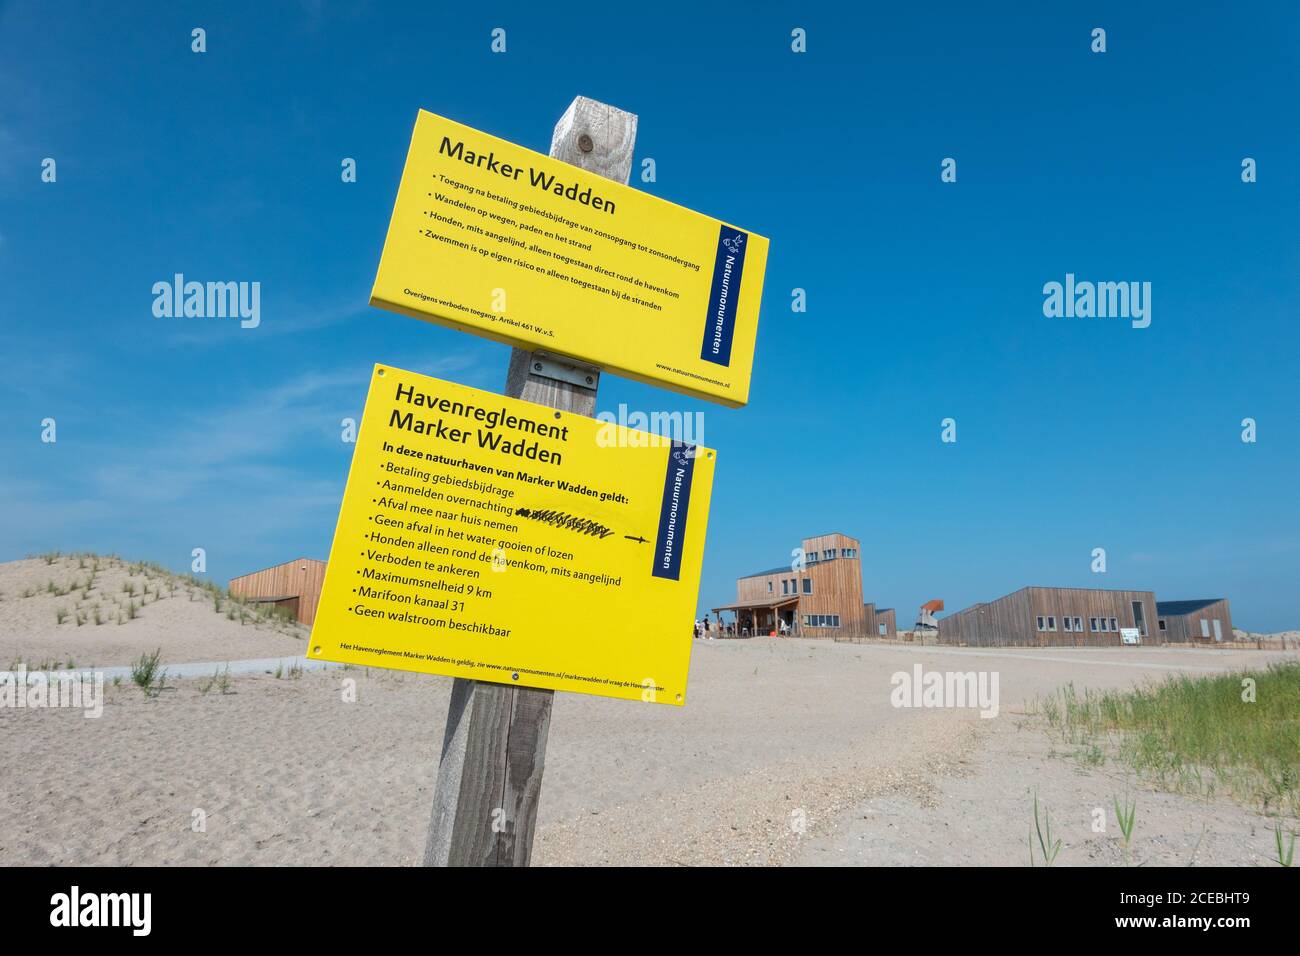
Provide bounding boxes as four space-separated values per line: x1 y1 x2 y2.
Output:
2 2 1297 631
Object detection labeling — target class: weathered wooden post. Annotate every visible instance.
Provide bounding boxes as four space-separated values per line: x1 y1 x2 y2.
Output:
424 96 638 867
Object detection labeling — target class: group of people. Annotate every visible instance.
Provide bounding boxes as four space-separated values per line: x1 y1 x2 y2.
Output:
695 618 739 639
695 617 791 639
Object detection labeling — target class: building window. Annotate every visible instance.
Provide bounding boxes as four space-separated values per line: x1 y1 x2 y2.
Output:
1089 617 1098 632
1047 616 1056 631
1063 617 1073 632
1159 619 1167 631
802 578 812 594
767 581 773 593
1072 617 1082 631
1037 616 1046 631
1132 601 1148 637
1109 617 1117 631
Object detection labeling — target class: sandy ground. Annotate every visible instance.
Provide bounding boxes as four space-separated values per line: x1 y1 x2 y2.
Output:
0 557 306 668
3 631 1296 866
796 708 1289 866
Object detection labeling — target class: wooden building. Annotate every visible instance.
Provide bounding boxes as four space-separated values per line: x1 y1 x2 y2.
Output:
229 557 327 626
864 603 897 638
1157 599 1233 643
937 587 1159 647
712 533 891 639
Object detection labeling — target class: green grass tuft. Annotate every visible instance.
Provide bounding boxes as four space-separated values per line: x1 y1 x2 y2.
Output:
1040 663 1300 815
1029 790 1063 866
129 648 167 697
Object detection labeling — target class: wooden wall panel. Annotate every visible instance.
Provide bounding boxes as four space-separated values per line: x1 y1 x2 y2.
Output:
939 588 1159 646
229 558 327 625
1159 599 1233 643
876 608 897 638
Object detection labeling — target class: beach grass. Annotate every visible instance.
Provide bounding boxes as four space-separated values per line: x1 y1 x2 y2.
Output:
129 648 167 697
1040 662 1300 815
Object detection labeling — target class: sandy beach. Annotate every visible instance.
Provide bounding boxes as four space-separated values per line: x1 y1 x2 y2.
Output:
3 555 1296 866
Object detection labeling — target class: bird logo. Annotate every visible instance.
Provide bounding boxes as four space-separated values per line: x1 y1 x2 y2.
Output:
722 234 745 255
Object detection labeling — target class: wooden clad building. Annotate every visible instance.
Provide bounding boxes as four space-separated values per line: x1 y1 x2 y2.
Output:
713 533 891 639
937 587 1159 647
229 557 327 626
1157 598 1234 643
864 603 897 639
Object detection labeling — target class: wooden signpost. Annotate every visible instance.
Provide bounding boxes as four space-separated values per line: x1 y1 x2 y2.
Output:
425 97 638 867
312 94 764 865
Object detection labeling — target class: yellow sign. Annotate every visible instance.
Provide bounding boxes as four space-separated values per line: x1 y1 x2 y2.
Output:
308 365 716 705
370 110 768 408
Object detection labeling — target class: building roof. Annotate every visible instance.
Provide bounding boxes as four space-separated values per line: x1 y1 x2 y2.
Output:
230 557 325 582
712 596 801 611
943 585 1160 619
1157 599 1224 616
737 565 793 580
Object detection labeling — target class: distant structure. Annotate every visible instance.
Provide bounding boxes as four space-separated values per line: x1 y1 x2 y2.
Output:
915 599 944 631
229 558 326 626
1157 599 1234 643
938 587 1233 647
864 603 897 638
711 532 893 639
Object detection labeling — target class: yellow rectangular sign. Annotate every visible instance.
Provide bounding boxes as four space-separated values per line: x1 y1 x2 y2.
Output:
307 365 716 705
370 110 768 407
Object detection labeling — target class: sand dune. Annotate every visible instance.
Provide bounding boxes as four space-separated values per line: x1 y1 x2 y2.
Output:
0 555 307 670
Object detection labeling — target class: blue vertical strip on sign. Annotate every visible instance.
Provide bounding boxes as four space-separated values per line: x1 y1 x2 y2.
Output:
699 225 748 366
651 441 697 581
